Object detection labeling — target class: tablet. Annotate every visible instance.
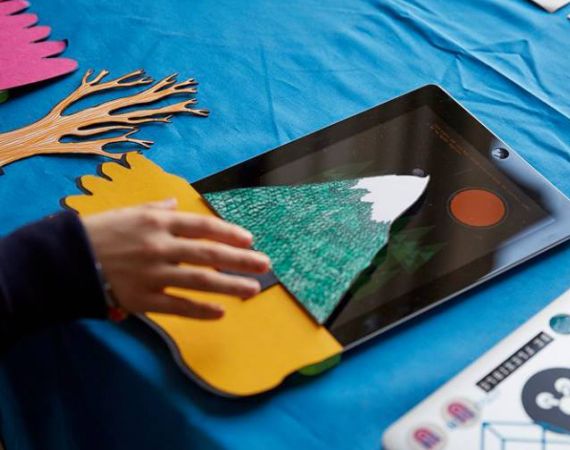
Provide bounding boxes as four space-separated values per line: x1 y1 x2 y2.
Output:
194 85 570 350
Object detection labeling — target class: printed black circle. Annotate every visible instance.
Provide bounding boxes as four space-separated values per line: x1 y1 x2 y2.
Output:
522 368 570 434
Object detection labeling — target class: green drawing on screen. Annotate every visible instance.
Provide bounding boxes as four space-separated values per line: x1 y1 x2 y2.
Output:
205 175 429 323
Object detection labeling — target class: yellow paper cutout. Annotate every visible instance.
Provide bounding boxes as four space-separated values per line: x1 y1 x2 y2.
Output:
65 152 342 396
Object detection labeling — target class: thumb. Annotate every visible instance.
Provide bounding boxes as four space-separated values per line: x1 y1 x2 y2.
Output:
140 198 178 210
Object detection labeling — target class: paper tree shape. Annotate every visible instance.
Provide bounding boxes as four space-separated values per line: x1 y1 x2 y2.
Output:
0 69 208 169
205 175 429 323
0 0 78 90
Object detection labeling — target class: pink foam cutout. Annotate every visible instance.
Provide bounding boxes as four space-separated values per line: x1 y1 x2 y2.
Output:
0 0 78 90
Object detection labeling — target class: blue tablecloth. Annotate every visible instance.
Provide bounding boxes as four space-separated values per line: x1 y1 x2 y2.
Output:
0 1 569 448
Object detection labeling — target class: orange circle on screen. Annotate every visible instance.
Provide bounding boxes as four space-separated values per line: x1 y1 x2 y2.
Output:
449 189 506 227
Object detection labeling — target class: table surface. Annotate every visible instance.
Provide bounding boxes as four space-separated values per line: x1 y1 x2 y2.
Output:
0 1 569 449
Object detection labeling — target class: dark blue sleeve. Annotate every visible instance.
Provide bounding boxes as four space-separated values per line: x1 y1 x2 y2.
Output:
0 211 107 349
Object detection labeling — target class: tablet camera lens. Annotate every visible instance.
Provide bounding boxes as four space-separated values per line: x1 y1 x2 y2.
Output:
492 148 509 160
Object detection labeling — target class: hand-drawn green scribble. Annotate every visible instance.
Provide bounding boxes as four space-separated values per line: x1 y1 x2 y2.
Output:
349 222 446 300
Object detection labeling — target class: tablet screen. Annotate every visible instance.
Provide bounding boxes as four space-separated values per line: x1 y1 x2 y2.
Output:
195 86 568 348
313 105 549 333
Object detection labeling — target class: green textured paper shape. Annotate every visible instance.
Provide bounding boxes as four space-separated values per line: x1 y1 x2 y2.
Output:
205 175 429 323
0 91 8 104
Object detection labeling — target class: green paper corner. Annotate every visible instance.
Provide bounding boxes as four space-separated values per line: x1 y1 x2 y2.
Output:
298 354 342 376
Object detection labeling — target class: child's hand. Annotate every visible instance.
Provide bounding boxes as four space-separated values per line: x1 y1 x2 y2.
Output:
82 199 270 320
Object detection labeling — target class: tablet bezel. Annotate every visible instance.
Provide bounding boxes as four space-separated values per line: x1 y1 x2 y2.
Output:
194 85 570 349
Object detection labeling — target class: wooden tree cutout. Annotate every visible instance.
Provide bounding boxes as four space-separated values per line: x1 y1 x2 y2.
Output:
0 69 209 169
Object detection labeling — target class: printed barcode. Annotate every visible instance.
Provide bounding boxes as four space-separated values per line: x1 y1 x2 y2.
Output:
476 332 553 393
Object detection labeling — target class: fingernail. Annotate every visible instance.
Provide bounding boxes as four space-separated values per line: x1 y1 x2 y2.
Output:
204 304 225 320
162 198 178 208
149 198 178 210
240 230 253 243
241 280 261 298
211 304 225 314
256 254 271 271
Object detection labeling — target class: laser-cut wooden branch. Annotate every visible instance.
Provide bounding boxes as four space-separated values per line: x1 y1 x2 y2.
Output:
0 69 209 169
